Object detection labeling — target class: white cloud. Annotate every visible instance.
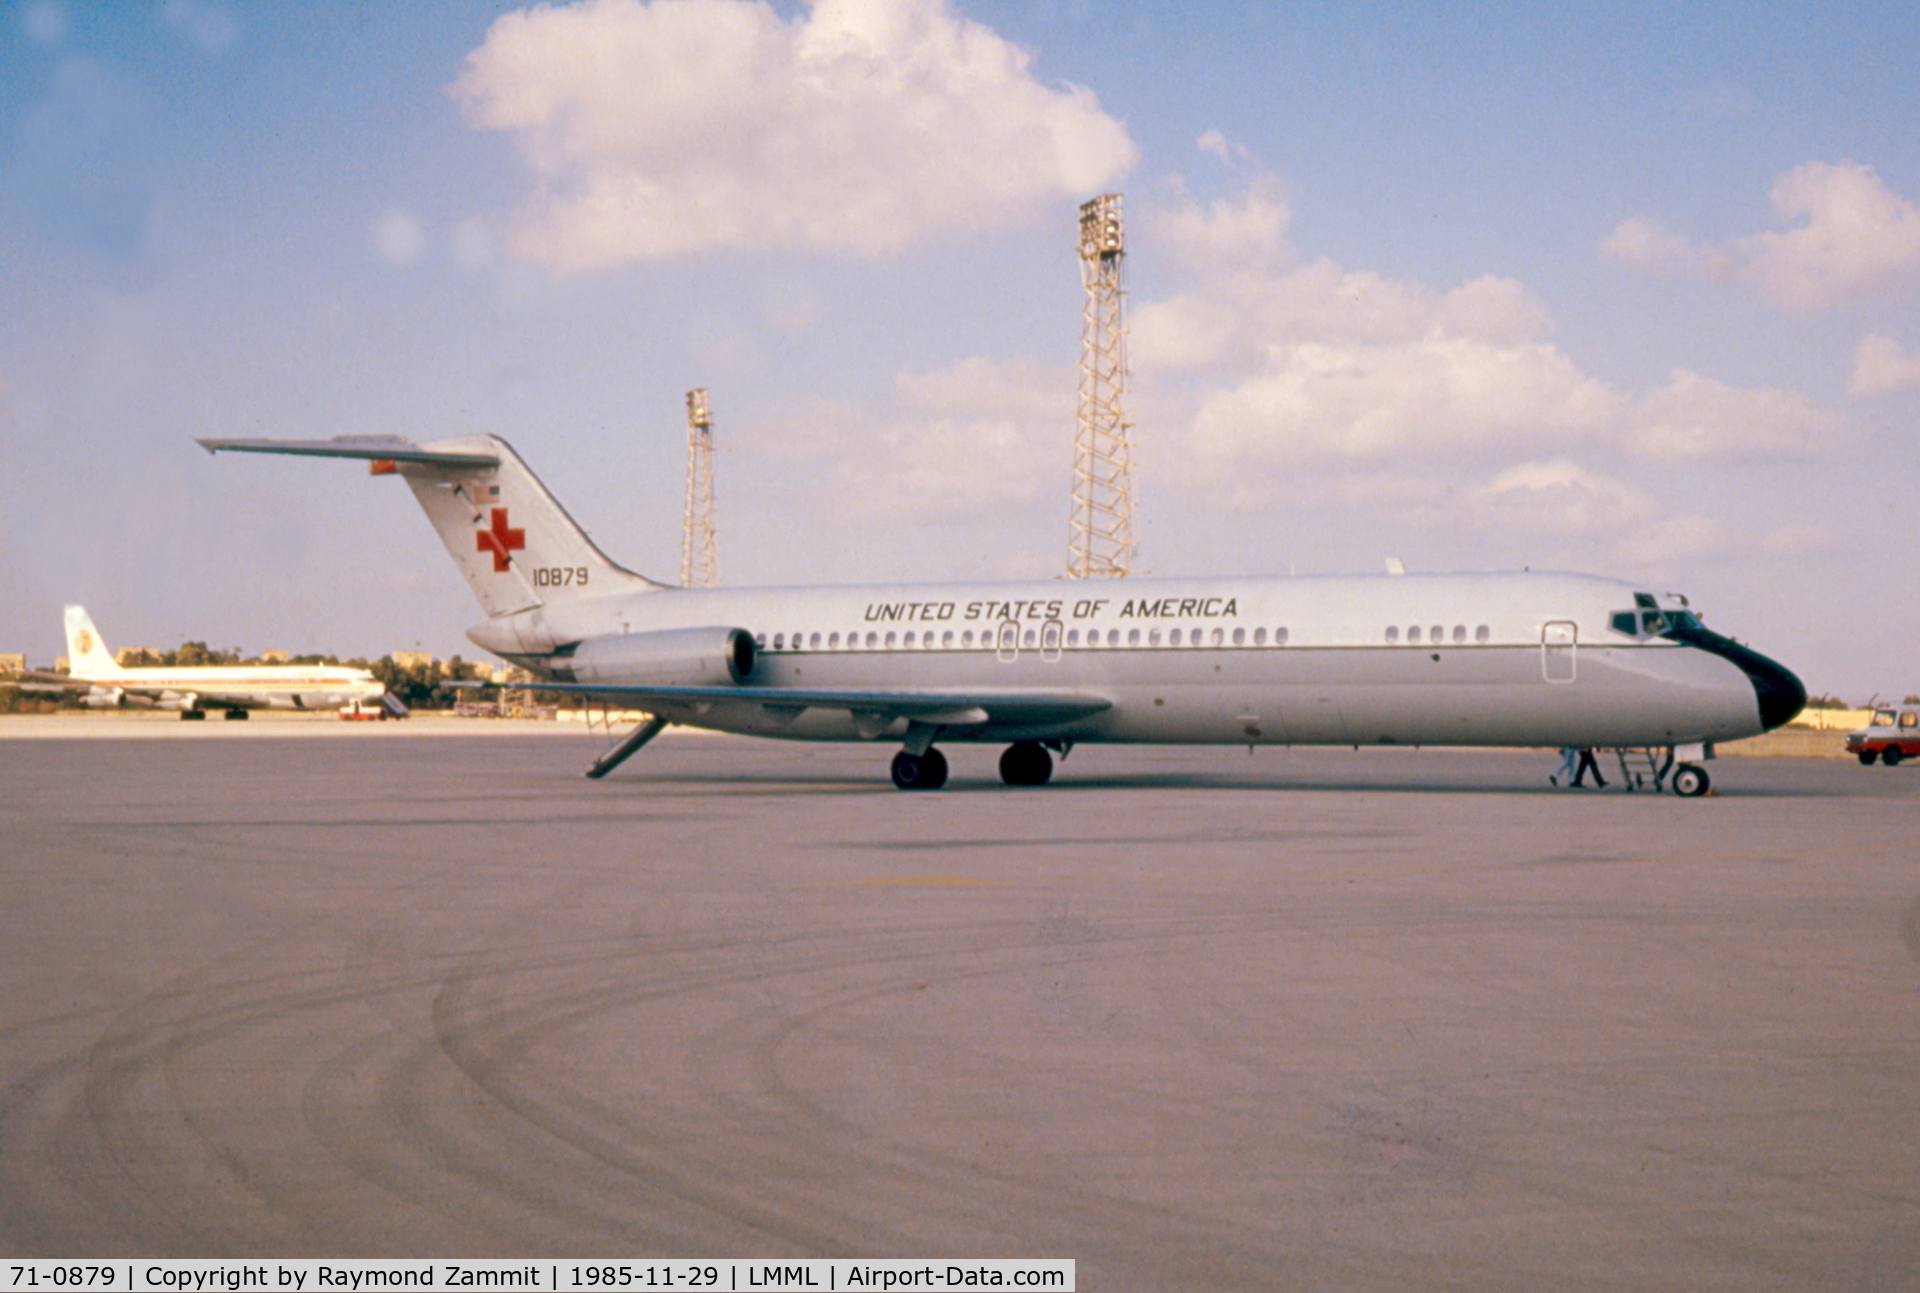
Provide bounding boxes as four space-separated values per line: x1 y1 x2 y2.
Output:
733 166 1841 573
1606 160 1920 311
23 2 66 44
1597 216 1700 274
1615 513 1725 565
1622 368 1843 459
752 356 1073 521
449 216 496 269
1760 522 1835 557
1468 459 1659 534
1459 461 1725 567
452 0 1137 269
1738 161 1920 310
1186 336 1619 470
158 0 240 56
373 209 425 265
1849 333 1920 398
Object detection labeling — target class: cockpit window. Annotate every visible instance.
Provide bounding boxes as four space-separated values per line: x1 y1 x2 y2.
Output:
1613 605 1694 639
1875 708 1898 727
1633 592 1658 609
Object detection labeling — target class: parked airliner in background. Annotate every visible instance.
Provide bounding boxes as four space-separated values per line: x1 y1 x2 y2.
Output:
18 605 389 719
200 434 1804 793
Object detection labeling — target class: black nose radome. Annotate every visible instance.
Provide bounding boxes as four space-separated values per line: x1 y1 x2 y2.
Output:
1662 619 1806 731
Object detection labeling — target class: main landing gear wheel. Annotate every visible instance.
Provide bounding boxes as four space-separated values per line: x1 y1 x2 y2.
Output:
1671 763 1711 797
223 709 249 720
890 748 948 791
1883 747 1905 768
1858 750 1879 766
999 741 1052 787
179 710 206 721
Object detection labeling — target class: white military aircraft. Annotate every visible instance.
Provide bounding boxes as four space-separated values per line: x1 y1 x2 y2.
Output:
199 434 1804 793
18 605 389 719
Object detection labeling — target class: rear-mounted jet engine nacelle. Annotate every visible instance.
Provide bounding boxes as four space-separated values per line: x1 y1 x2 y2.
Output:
565 627 756 687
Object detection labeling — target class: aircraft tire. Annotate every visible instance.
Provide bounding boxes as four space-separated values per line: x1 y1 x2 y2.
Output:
223 709 249 720
180 710 206 721
1883 747 1904 768
999 742 1052 787
1671 763 1710 797
1858 750 1878 766
891 749 948 790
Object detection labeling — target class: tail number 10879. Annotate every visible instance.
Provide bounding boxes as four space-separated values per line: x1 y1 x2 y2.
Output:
533 567 590 587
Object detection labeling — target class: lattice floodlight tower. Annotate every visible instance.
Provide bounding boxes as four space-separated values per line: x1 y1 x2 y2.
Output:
680 388 719 588
1069 193 1135 580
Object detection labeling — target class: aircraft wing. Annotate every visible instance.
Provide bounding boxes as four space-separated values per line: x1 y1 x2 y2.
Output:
518 683 1111 728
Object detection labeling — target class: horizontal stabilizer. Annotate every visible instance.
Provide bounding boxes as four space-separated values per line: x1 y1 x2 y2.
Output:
196 436 502 470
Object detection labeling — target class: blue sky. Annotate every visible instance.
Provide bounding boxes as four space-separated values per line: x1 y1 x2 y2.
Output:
3 0 1916 700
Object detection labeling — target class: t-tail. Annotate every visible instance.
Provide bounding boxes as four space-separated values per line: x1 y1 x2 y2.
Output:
196 433 666 625
64 605 124 678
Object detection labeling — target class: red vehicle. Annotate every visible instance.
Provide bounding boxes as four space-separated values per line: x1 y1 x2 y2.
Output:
1848 708 1920 766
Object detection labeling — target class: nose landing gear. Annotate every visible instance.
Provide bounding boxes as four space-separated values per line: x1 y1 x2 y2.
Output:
1670 763 1711 797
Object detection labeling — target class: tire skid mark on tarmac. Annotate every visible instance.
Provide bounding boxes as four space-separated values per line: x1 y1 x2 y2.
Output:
16 903 1463 1273
419 911 1295 1271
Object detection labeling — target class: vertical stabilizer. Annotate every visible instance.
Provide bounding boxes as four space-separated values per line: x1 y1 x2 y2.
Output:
63 606 123 677
197 432 668 623
393 435 665 619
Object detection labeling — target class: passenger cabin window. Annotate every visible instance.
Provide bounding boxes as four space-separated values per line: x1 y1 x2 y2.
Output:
866 631 878 648
885 632 897 647
1212 628 1224 646
1475 625 1490 643
1170 628 1183 646
1233 627 1246 646
1408 626 1421 644
829 632 840 648
1275 627 1288 645
1430 625 1443 643
1128 629 1141 646
1452 625 1466 644
1067 629 1080 646
943 630 954 647
1385 626 1399 644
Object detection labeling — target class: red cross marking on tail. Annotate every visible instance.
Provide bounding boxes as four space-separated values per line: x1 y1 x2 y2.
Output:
477 507 525 572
